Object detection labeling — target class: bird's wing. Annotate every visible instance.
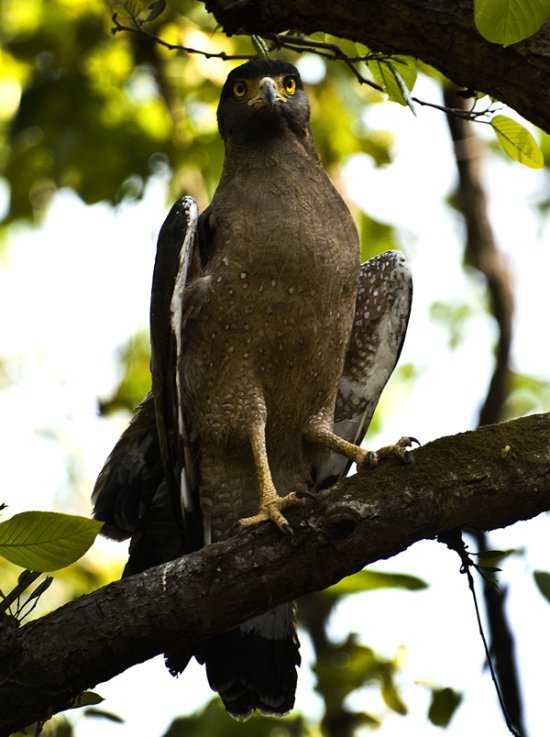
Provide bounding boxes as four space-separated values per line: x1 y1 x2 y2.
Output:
91 392 162 540
92 196 206 554
313 250 413 488
149 195 204 550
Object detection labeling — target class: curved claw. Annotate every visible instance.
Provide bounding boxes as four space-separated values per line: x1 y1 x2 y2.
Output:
281 522 296 540
366 450 378 467
229 519 242 536
365 435 421 465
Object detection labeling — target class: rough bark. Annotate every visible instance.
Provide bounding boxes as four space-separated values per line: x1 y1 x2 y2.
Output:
203 0 550 133
2 413 550 735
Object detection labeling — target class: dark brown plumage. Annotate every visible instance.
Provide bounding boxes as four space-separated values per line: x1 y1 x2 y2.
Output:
92 59 413 720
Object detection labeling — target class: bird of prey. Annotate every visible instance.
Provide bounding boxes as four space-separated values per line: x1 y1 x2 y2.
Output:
92 59 413 720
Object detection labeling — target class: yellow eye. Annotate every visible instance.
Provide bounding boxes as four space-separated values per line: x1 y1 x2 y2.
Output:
232 81 247 99
283 76 297 95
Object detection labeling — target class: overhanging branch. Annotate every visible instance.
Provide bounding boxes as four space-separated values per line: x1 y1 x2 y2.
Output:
203 0 550 133
1 413 550 734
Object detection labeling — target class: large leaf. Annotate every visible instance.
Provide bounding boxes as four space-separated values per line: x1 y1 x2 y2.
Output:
491 116 544 168
474 0 550 45
0 512 102 571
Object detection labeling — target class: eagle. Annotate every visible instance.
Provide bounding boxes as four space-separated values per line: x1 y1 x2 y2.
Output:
92 59 413 720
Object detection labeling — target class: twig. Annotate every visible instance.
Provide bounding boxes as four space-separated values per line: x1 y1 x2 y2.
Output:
111 13 255 60
439 531 524 737
109 20 502 128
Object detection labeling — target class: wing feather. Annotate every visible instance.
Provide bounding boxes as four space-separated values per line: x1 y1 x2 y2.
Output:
150 195 204 549
314 250 413 487
93 196 205 555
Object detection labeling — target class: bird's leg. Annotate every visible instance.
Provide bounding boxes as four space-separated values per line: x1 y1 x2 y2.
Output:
238 422 305 532
305 422 376 466
305 418 416 468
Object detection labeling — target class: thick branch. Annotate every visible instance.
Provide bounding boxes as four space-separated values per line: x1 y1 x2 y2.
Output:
203 0 550 133
2 413 550 734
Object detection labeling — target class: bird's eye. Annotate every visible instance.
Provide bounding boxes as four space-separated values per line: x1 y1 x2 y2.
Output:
283 76 297 95
232 81 247 99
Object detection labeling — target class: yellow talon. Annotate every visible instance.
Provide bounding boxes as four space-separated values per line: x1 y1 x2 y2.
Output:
238 491 305 532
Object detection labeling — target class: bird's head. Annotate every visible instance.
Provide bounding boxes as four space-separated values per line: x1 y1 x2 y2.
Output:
217 60 311 147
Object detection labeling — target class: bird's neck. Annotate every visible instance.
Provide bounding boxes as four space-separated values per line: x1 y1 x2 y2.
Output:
220 129 319 183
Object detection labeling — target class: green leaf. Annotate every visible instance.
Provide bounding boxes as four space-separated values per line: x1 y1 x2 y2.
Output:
0 512 102 572
251 35 269 59
327 569 428 598
428 687 463 726
534 570 550 604
474 0 550 45
491 115 544 168
368 59 416 112
354 42 371 59
476 548 521 566
84 708 125 723
69 691 105 710
381 671 408 714
391 56 418 92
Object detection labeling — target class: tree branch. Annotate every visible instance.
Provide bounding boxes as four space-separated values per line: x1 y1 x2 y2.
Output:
202 0 550 133
2 413 550 735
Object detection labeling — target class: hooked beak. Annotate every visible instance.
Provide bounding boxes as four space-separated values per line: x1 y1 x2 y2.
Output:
254 77 280 110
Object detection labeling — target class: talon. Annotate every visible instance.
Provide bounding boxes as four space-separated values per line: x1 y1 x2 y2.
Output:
229 520 242 535
238 490 305 533
281 522 296 540
375 435 420 463
405 450 415 465
366 450 378 468
358 450 378 470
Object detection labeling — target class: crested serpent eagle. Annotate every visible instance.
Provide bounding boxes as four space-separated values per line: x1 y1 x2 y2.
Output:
92 59 413 719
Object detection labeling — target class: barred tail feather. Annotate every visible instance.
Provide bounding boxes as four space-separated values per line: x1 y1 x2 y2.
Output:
194 603 300 719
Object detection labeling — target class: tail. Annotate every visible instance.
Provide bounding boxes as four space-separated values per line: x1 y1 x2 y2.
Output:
189 603 300 720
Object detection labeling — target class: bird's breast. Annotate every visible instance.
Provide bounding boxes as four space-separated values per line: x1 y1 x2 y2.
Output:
183 155 360 440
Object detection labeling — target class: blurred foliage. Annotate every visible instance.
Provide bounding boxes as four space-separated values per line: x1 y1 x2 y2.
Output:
99 330 151 414
533 570 550 605
162 699 311 737
427 686 462 728
13 715 75 737
430 300 477 350
0 0 397 228
502 371 550 420
15 693 110 737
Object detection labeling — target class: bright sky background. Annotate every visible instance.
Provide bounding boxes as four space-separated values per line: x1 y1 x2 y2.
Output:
0 69 549 737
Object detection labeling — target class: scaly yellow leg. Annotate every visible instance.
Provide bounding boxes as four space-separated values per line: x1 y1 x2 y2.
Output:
238 422 305 531
305 420 416 468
